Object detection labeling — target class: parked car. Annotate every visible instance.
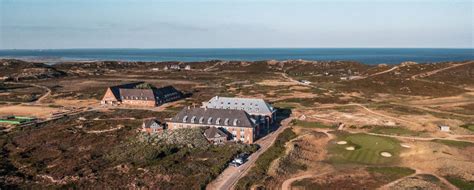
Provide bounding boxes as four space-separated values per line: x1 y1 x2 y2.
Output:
229 153 249 167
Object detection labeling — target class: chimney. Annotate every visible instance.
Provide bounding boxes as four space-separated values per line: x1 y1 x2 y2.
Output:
187 106 190 109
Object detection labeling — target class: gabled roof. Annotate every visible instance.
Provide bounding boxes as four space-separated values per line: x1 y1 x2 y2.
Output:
108 82 145 100
120 88 155 101
203 96 274 116
170 107 255 128
106 82 182 101
143 119 162 128
204 127 228 139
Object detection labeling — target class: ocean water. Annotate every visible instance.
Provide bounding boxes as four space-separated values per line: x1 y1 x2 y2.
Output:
0 48 472 64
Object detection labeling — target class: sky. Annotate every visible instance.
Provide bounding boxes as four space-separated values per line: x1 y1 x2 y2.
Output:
0 0 472 49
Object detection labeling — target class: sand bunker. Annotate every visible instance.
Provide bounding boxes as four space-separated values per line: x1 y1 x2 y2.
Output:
380 152 392 157
345 146 355 150
401 144 411 148
337 141 348 145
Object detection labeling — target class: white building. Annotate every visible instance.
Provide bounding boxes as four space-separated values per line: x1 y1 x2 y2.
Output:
439 125 450 132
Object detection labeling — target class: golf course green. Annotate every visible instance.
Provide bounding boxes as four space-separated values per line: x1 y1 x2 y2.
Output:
329 133 401 165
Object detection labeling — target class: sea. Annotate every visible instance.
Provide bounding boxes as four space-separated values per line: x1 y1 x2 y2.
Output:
0 48 472 65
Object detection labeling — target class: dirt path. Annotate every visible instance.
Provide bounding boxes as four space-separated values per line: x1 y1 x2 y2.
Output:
5 82 52 103
280 129 335 190
281 172 330 190
353 66 400 81
317 103 420 127
203 61 222 71
348 103 421 127
391 102 474 118
280 72 332 92
206 117 294 190
366 132 474 143
378 168 458 190
411 61 474 79
83 124 124 134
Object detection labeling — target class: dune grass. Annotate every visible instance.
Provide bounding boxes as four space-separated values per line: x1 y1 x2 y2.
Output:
367 167 415 181
291 119 333 129
235 128 297 190
432 139 474 148
445 176 474 190
460 124 474 132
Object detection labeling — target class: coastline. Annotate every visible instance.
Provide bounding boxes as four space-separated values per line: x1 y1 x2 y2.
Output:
1 48 473 65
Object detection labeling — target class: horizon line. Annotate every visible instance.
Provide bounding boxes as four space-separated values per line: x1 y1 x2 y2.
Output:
1 47 473 51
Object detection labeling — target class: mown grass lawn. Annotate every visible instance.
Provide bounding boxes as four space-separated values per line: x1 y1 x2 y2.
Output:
369 126 420 136
329 133 401 165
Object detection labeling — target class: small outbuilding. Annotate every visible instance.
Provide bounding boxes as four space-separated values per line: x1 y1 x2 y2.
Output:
439 125 450 132
142 119 165 134
204 127 228 144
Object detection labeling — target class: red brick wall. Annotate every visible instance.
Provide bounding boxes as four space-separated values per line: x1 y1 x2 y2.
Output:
101 88 118 103
122 100 156 107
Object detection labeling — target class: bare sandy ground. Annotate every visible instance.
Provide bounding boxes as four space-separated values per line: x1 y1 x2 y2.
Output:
258 79 300 86
0 105 61 118
399 141 474 181
52 99 99 107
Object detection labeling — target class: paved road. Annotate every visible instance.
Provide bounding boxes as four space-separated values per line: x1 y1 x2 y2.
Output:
206 117 293 190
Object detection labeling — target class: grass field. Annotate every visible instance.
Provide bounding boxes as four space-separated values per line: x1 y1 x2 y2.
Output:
369 126 420 136
460 124 474 132
366 167 415 181
432 139 474 148
329 133 401 165
291 119 333 129
445 176 474 190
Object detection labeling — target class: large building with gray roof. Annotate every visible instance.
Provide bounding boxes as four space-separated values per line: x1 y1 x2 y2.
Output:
202 96 276 130
167 107 259 144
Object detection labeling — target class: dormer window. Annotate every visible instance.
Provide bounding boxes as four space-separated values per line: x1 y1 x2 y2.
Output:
216 118 221 125
199 117 204 124
233 119 238 126
208 117 213 124
183 116 188 122
191 116 196 123
224 118 229 125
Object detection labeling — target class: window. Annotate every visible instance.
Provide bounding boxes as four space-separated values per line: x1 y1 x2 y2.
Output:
216 118 221 125
224 118 229 125
207 117 213 124
183 116 188 122
191 116 196 123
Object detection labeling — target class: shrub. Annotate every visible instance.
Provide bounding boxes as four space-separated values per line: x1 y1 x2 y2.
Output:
235 128 296 189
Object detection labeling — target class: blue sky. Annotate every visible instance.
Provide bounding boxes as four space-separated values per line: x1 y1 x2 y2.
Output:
0 0 472 49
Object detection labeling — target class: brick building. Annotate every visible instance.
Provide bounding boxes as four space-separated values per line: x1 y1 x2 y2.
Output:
101 82 182 107
167 107 258 144
202 96 276 133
